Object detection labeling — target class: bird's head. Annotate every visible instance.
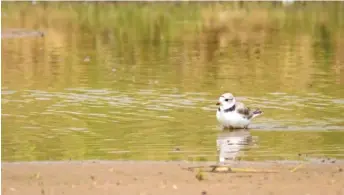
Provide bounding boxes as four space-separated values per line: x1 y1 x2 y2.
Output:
216 93 236 109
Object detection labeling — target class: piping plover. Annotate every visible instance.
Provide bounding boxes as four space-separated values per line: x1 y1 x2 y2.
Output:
216 93 263 130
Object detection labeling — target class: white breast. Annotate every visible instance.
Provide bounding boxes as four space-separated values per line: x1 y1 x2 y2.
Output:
216 110 250 129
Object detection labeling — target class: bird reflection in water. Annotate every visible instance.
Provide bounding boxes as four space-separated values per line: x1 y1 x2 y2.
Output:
216 129 257 164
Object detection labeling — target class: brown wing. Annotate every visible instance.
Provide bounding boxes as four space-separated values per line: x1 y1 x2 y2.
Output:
236 102 259 119
237 107 250 115
235 102 251 116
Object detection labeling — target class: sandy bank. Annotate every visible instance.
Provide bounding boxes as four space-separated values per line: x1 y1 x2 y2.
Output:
2 160 344 195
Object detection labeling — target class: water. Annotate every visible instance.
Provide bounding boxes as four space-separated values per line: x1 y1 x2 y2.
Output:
2 2 344 162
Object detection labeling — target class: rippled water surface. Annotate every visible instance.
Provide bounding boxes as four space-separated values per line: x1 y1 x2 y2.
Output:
2 2 344 162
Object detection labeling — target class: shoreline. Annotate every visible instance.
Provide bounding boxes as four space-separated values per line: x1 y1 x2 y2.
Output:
2 159 344 165
3 160 344 195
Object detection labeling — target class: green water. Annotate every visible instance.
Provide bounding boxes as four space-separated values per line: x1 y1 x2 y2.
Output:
2 2 344 162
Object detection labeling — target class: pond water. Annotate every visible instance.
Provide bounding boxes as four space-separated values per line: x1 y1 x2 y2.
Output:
2 2 344 162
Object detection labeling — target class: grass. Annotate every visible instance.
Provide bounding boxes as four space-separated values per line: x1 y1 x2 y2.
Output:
2 2 344 42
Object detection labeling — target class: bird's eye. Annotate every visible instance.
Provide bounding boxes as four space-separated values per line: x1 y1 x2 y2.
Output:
225 99 229 102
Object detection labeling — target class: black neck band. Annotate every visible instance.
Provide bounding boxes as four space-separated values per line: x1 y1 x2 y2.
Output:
224 105 236 112
218 105 236 112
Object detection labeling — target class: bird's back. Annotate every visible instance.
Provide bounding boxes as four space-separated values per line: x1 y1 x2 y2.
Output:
235 101 262 120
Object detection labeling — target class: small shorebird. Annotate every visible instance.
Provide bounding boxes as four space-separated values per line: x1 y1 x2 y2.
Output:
216 93 263 130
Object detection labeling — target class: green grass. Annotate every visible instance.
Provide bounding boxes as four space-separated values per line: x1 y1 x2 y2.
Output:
2 2 344 44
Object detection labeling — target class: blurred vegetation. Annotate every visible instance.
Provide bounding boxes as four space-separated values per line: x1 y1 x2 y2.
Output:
3 2 344 43
2 2 344 91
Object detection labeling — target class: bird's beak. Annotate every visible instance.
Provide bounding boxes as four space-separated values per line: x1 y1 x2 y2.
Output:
216 102 220 105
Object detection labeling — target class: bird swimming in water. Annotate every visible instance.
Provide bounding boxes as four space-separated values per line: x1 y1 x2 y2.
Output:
216 93 263 130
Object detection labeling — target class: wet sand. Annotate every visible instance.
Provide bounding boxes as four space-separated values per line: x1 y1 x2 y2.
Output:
2 160 344 195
